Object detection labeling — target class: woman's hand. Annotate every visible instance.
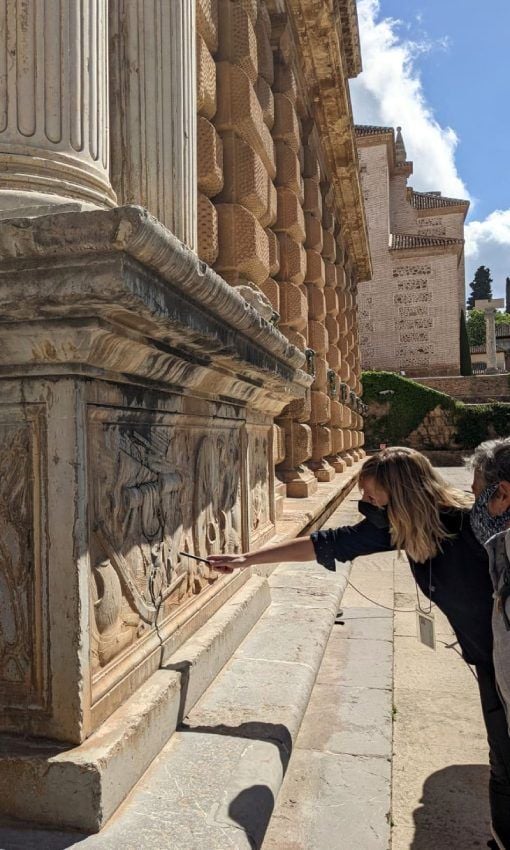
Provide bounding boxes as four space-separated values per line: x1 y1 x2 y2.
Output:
207 553 252 573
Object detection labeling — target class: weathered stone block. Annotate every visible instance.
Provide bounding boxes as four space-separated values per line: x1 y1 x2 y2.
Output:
274 186 305 241
325 314 339 344
305 213 324 256
197 34 217 119
324 285 339 314
197 0 219 53
322 229 336 262
215 203 270 286
311 424 332 459
279 282 308 330
308 319 329 355
275 140 303 199
329 400 343 428
311 355 328 391
259 277 280 314
218 132 275 226
197 116 224 197
218 0 258 83
324 262 337 288
265 227 280 276
305 249 325 287
310 390 331 424
280 325 307 352
327 344 341 370
277 233 307 285
336 264 347 290
215 62 276 178
255 76 274 129
307 283 326 322
272 93 300 153
273 62 298 103
303 177 322 219
197 192 219 265
255 10 274 84
330 426 345 453
303 147 320 182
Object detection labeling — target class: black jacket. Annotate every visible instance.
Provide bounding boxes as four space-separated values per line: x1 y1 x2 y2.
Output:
311 507 494 668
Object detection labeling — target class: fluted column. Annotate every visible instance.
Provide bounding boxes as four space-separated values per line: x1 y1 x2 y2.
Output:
0 0 115 210
109 0 197 250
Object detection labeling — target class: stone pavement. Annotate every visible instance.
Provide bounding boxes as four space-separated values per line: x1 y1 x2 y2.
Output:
0 468 494 850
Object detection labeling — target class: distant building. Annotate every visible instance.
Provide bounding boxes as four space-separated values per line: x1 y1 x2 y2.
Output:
356 125 469 376
470 323 510 373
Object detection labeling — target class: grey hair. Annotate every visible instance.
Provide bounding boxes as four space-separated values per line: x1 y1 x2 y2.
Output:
466 438 510 486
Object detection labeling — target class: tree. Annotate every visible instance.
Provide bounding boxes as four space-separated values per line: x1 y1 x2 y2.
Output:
466 308 510 346
506 276 510 315
466 265 493 310
459 310 472 375
466 309 485 346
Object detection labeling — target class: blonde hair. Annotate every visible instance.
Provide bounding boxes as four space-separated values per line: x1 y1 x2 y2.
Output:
359 447 473 562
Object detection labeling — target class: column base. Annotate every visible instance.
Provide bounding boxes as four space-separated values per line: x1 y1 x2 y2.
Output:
0 189 98 220
277 466 319 498
327 454 347 473
308 458 336 482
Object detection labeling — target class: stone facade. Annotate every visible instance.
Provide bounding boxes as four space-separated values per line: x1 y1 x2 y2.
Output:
356 126 469 377
0 0 370 831
416 374 510 403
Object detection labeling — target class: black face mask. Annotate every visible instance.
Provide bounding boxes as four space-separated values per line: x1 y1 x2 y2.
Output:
358 500 390 529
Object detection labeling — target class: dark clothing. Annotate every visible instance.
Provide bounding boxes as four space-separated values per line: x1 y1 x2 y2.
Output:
311 508 494 668
477 666 510 848
311 508 510 847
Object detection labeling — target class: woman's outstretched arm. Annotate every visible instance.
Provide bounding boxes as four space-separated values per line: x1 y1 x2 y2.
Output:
207 536 315 572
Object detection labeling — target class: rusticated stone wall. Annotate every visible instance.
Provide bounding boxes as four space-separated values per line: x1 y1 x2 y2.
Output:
196 0 366 496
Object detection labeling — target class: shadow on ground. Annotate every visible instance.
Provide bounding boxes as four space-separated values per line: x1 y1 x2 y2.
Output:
411 764 491 849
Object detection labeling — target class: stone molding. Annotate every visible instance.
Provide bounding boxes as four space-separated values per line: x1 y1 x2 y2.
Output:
0 205 309 402
284 0 371 282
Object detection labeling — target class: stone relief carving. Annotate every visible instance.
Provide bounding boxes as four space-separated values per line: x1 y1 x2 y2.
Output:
248 427 273 541
0 414 45 711
89 416 243 673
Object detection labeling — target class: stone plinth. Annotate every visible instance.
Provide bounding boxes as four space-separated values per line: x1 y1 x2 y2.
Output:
0 205 311 826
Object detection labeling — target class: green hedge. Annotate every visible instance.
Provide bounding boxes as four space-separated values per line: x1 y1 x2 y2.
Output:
362 370 510 449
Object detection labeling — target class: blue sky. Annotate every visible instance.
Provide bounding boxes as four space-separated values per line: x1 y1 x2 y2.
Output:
350 0 510 301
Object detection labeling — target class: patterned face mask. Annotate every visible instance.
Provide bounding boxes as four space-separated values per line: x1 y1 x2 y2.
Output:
470 483 510 545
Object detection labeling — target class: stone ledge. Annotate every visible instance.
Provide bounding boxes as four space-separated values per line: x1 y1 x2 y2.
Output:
0 558 350 848
0 575 271 833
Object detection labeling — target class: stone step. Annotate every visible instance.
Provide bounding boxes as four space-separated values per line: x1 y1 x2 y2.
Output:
261 604 394 850
0 558 349 848
0 574 272 833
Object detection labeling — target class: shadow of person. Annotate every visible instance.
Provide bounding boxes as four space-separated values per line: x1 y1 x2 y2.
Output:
228 785 275 850
411 764 491 849
179 721 292 848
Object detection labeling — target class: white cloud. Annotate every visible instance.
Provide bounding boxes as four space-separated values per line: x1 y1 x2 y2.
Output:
350 0 470 201
465 210 510 301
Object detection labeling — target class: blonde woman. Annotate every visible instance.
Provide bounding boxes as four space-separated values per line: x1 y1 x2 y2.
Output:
209 447 510 850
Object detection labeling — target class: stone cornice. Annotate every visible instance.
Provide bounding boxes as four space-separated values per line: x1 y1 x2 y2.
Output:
0 206 312 411
285 0 372 282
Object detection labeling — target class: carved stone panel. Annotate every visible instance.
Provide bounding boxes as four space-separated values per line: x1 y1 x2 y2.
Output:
0 406 47 717
247 425 275 546
88 409 244 681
